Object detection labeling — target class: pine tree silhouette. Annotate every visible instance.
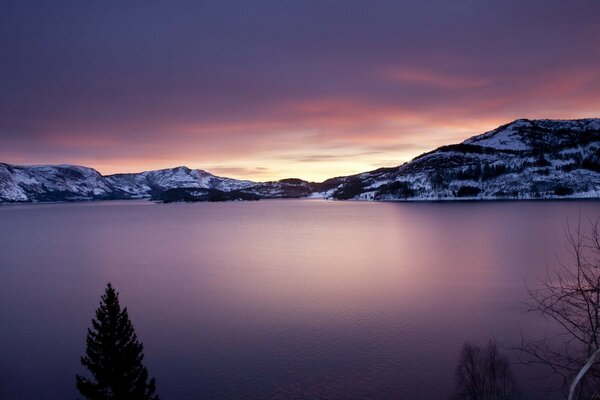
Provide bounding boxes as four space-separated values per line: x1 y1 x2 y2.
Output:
76 283 159 400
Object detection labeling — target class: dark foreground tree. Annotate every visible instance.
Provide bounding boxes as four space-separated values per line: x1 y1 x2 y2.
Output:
517 217 600 398
76 283 159 400
451 340 519 400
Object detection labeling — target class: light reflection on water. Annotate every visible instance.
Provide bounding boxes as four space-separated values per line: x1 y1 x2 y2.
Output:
0 200 598 399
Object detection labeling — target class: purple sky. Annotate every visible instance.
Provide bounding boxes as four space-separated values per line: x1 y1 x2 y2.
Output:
1 0 599 180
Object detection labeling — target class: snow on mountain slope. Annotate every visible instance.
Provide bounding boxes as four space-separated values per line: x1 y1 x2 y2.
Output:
0 165 256 203
464 119 533 151
321 118 600 201
241 179 314 198
465 118 600 151
1 118 599 203
105 166 255 198
0 163 113 202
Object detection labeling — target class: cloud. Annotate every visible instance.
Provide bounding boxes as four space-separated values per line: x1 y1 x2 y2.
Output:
297 152 380 163
0 1 599 181
379 67 491 89
206 166 271 179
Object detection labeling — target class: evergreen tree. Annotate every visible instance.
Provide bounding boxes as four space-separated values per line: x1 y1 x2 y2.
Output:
76 283 159 400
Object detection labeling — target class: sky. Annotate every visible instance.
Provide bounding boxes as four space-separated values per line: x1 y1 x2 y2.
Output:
1 0 599 181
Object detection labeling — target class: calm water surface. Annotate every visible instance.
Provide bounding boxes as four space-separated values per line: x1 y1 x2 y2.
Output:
1 200 599 399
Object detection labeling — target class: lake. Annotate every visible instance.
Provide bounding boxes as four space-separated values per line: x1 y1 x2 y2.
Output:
1 199 599 399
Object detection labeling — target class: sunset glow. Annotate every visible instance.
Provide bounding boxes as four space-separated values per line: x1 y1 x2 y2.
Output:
2 1 599 181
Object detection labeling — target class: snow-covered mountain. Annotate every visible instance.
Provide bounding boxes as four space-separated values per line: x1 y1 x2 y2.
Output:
0 163 114 202
0 165 257 202
321 118 600 200
105 166 255 198
1 118 599 203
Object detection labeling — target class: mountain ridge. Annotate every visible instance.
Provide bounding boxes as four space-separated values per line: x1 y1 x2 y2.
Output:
1 118 600 203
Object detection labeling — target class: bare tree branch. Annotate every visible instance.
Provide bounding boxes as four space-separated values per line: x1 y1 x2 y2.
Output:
516 216 600 398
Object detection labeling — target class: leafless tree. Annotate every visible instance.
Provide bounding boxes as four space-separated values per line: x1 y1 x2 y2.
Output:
517 216 600 398
451 340 519 400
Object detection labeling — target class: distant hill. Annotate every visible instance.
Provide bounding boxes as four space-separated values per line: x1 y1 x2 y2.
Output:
321 118 600 201
1 118 599 203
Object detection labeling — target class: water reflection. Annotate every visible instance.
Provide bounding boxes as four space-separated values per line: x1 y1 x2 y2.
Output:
0 200 598 399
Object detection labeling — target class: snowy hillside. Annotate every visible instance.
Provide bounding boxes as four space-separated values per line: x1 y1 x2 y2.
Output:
1 119 599 203
105 166 255 198
321 118 600 201
0 165 257 203
0 164 114 202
